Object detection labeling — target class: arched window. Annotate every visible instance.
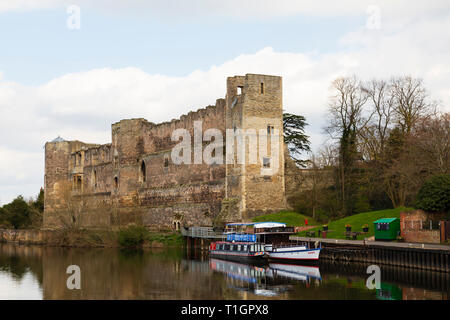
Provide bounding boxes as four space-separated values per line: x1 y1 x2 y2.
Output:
140 160 146 182
114 176 118 190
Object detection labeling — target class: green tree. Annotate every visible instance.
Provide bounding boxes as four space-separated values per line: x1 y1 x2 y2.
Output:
0 207 6 225
283 113 311 167
2 196 32 229
416 174 450 213
32 188 45 213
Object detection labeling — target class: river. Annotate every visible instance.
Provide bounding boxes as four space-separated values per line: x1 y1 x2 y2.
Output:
0 243 448 300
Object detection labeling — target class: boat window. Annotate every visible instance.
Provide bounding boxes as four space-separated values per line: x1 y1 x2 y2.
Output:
233 245 238 251
217 244 222 250
237 245 241 251
243 245 247 251
250 244 255 252
225 244 230 250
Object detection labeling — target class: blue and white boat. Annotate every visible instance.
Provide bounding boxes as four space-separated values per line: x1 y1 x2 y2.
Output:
211 221 321 263
209 233 266 263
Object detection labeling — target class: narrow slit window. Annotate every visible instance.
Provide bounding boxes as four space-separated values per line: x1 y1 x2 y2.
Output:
267 125 274 135
164 157 169 168
260 82 264 94
263 157 271 168
140 160 146 182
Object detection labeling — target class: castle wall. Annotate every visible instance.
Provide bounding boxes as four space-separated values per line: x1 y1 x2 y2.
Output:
44 74 287 230
44 99 228 230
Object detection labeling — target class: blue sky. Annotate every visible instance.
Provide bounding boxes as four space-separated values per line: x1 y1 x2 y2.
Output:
0 8 363 84
0 1 449 204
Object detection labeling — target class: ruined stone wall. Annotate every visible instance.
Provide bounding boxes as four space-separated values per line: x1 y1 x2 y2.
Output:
44 74 288 230
44 100 227 230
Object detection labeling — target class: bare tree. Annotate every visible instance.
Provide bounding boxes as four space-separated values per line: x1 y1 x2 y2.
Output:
325 76 371 214
360 79 394 162
411 113 450 174
390 76 436 135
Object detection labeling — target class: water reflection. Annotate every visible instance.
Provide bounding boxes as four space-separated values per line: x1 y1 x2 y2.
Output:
0 244 448 300
209 259 323 297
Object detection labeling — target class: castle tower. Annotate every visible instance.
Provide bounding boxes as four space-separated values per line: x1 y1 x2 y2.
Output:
225 74 286 220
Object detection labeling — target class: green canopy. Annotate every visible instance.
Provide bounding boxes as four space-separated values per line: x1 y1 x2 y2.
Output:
373 218 398 223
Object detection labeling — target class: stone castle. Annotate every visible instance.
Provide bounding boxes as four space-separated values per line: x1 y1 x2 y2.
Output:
44 74 289 230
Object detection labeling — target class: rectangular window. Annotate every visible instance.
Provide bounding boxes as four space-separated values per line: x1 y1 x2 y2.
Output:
263 157 271 168
237 86 243 95
267 125 274 135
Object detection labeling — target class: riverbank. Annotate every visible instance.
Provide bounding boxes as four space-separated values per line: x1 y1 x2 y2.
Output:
0 227 184 248
253 207 414 240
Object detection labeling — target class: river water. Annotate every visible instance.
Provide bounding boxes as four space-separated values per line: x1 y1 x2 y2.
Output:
0 243 448 300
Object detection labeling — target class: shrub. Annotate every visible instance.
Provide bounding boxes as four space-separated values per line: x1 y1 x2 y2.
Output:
117 225 150 247
416 174 450 213
2 196 32 229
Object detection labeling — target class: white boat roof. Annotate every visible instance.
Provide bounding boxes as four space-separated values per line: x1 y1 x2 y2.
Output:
253 222 286 229
225 221 287 229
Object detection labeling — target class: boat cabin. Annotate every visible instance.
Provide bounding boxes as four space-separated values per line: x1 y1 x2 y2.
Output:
214 241 265 254
224 222 295 246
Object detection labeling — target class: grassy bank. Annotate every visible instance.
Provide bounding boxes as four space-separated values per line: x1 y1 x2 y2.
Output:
251 207 413 241
295 207 413 240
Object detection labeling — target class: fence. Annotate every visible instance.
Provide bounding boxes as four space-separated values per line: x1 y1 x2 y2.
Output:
181 227 225 239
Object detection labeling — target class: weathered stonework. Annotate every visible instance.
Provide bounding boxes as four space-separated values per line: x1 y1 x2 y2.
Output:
44 74 287 230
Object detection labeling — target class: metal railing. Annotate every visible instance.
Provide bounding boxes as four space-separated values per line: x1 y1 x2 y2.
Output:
254 227 295 234
181 227 225 239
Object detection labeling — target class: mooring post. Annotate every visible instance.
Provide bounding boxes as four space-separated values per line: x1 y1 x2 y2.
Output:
446 253 449 273
396 250 400 267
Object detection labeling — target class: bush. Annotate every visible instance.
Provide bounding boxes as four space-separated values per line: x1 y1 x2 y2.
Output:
416 174 450 213
117 225 150 247
2 196 32 229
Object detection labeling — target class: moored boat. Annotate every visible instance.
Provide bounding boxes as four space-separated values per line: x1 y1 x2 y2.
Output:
210 221 321 263
266 244 321 262
209 240 266 263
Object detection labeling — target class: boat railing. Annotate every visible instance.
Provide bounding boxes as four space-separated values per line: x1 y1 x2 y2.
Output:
181 226 225 239
254 227 295 234
271 242 310 249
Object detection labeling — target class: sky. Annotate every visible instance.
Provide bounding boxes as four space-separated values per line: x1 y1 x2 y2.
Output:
0 0 450 204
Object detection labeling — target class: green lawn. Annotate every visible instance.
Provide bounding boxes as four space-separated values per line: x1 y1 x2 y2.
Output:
252 211 318 227
295 207 413 240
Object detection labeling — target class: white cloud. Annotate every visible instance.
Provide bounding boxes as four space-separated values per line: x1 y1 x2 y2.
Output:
1 6 450 204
